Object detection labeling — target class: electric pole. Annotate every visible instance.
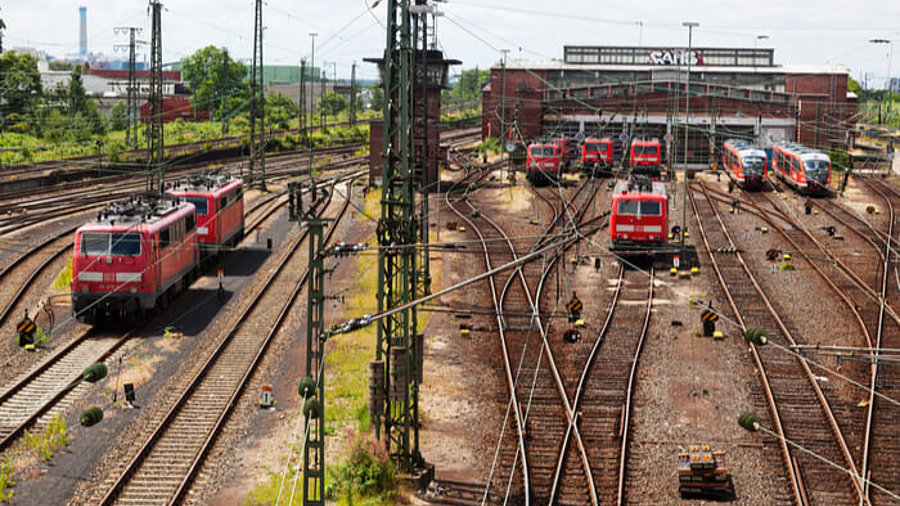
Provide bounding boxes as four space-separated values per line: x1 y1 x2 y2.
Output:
372 0 423 473
350 62 358 127
249 0 267 191
320 69 327 129
146 1 164 193
222 47 230 134
300 59 307 135
114 27 142 148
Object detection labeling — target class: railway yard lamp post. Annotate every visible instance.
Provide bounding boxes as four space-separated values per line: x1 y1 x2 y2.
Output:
681 21 699 251
869 38 894 126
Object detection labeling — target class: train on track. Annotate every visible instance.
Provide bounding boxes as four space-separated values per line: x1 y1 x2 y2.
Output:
71 174 245 325
721 139 768 190
610 175 668 250
580 137 613 175
166 172 244 258
629 138 664 180
771 142 832 195
526 142 563 185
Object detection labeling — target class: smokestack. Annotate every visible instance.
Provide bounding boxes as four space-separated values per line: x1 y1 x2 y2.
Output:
79 6 87 58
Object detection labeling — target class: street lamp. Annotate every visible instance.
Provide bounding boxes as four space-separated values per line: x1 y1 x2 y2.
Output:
681 21 699 250
870 38 894 125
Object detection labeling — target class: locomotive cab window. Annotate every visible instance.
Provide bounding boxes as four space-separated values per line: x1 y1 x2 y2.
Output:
617 200 640 215
185 197 209 216
80 232 141 256
639 201 662 216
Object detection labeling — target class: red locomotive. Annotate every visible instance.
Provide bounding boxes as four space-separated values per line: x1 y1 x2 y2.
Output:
722 140 768 190
772 143 831 195
166 172 244 257
581 138 613 175
71 194 199 324
629 139 663 179
526 142 562 185
610 175 668 250
555 136 574 171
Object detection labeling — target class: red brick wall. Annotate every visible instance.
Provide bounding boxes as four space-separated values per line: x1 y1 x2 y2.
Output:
482 68 547 141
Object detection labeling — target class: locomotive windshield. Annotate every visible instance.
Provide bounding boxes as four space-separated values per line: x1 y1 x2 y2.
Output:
742 156 766 176
80 232 142 256
617 200 639 215
185 196 209 216
640 201 662 216
804 159 829 183
530 146 556 157
633 145 659 155
585 142 607 153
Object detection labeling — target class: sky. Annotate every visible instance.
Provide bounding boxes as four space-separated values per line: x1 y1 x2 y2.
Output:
2 0 899 88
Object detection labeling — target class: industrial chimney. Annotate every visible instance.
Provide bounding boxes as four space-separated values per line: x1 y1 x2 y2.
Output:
79 6 87 58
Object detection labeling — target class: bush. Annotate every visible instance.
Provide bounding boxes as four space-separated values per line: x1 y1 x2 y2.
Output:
326 431 397 504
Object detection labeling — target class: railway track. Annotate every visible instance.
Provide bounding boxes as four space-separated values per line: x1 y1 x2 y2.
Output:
0 172 360 458
95 177 354 505
689 182 864 505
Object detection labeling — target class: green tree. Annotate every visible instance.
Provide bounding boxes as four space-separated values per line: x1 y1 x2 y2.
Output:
0 13 6 54
109 101 128 131
319 91 347 116
0 51 43 132
369 83 384 111
66 67 105 136
442 67 490 107
181 46 249 121
265 92 297 130
48 60 72 71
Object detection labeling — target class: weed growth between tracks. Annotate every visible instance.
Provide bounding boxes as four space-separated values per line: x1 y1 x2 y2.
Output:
52 256 73 291
0 414 69 502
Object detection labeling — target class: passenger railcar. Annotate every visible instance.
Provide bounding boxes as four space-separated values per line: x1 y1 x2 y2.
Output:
629 139 663 179
722 140 768 190
526 143 561 185
581 138 613 175
610 175 668 250
166 172 244 257
772 143 831 195
71 194 199 324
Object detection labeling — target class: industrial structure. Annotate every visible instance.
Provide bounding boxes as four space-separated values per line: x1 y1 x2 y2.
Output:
482 45 856 167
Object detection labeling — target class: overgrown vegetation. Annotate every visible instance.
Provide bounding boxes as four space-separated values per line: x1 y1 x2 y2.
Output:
326 431 398 505
0 414 69 502
53 256 73 291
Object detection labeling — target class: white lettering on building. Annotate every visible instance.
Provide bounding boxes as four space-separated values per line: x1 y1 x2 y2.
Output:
648 50 704 66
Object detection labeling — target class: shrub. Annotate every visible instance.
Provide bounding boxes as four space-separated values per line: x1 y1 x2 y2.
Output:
326 431 397 504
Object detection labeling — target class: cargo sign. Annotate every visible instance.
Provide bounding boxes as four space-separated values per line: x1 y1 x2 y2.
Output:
648 49 703 66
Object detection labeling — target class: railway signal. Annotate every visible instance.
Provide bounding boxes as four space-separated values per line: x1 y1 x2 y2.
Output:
566 292 583 322
700 306 719 337
16 311 37 347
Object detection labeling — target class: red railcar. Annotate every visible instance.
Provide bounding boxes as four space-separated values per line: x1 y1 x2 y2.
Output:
581 138 613 174
610 176 668 250
771 143 832 195
71 194 199 324
555 137 573 171
722 139 768 190
526 143 561 185
166 172 244 257
629 139 663 179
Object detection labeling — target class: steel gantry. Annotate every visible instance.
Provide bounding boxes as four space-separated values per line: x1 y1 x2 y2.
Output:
146 1 164 192
248 0 267 191
374 0 423 472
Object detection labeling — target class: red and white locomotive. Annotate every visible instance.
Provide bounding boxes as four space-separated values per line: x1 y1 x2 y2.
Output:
629 139 663 179
166 172 244 258
610 175 668 250
526 142 562 185
721 139 768 190
71 194 199 324
772 143 831 195
581 137 613 174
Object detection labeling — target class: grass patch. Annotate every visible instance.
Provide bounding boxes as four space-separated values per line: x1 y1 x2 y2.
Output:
326 431 397 505
52 256 73 291
0 414 69 501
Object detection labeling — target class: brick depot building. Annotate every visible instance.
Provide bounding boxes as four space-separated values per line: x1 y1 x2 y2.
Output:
482 46 856 166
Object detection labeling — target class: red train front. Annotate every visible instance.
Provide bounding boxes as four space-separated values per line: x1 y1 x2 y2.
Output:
629 139 663 179
722 139 768 190
610 176 668 250
71 194 199 324
526 143 561 185
771 143 832 195
581 138 613 174
166 172 244 257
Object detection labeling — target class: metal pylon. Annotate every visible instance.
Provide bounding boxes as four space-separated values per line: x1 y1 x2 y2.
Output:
114 26 142 148
146 1 163 193
249 0 267 191
375 0 422 473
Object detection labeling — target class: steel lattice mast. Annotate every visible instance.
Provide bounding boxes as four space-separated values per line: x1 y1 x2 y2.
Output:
374 0 422 472
249 0 267 190
146 1 163 192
